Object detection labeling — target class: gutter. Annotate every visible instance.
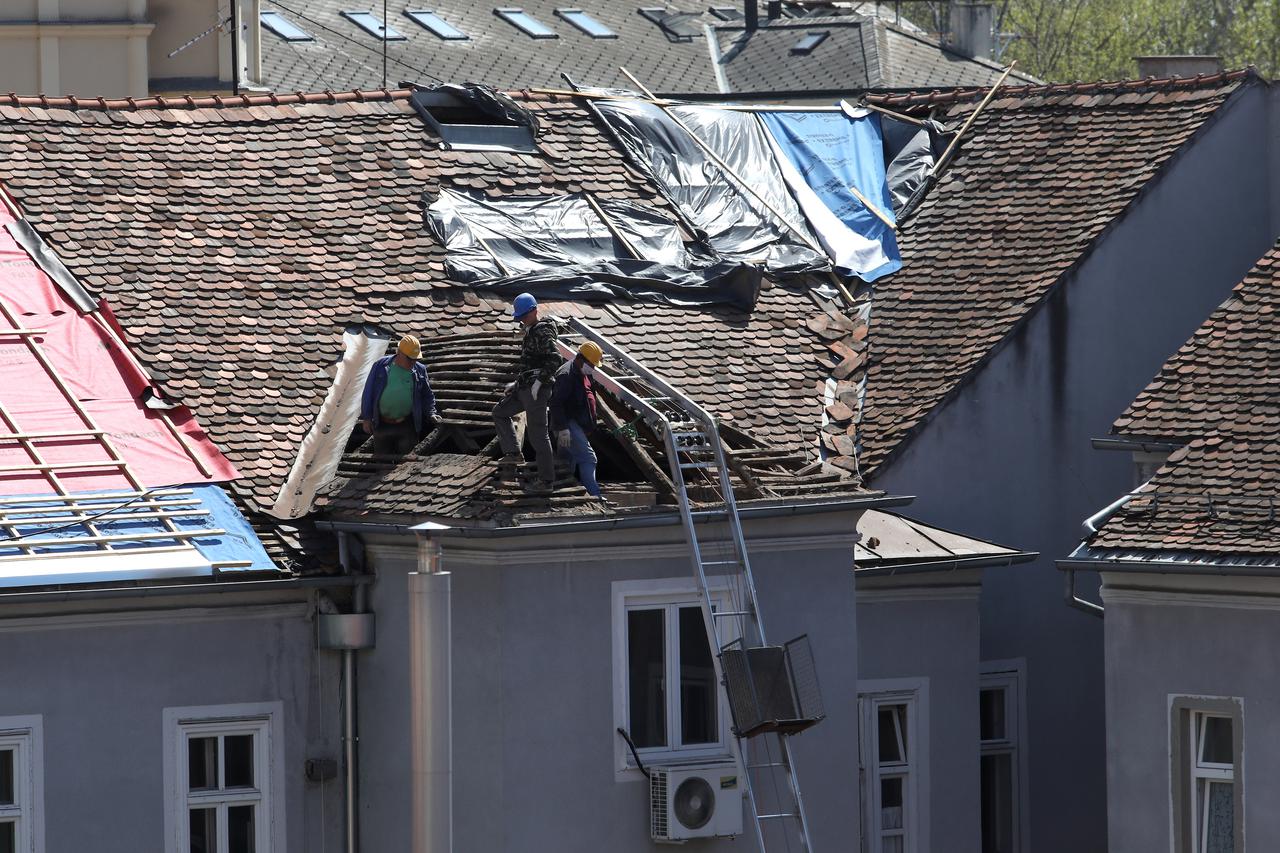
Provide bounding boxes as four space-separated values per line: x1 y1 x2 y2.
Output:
1090 437 1184 453
410 494 914 538
0 572 368 604
854 550 1038 577
1059 557 1280 579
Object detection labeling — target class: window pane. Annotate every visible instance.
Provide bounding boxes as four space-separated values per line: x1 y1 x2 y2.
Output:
496 9 558 38
881 776 904 828
981 753 1014 853
1201 716 1233 765
627 608 666 748
406 10 468 39
189 808 217 853
882 838 904 853
260 11 312 41
1204 781 1233 853
678 606 717 745
341 11 407 40
224 735 255 789
228 805 256 853
980 688 1006 742
188 737 218 791
0 821 12 853
0 750 12 805
878 706 905 763
558 9 616 38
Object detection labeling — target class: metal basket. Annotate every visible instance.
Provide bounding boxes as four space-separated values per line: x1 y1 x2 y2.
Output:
719 635 825 738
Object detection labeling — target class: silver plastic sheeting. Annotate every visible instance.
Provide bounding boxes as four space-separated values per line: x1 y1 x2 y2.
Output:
595 99 828 274
424 187 762 309
426 187 689 276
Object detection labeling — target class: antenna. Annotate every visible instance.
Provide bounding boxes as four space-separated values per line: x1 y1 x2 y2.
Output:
231 0 241 95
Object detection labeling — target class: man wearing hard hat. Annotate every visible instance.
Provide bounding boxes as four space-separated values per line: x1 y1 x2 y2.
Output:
359 334 438 456
493 293 561 491
550 341 604 498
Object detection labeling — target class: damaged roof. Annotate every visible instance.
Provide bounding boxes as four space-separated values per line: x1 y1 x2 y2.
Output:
0 72 1253 537
859 69 1256 476
0 88 868 526
1075 238 1280 565
256 0 1029 96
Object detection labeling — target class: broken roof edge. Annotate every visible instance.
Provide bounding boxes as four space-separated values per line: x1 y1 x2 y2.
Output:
854 509 1034 573
862 71 1259 481
856 550 1037 576
338 491 917 537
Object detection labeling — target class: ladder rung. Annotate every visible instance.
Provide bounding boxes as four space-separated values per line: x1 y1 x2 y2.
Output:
746 762 788 769
0 329 48 337
702 560 740 566
671 431 705 438
680 462 717 470
757 813 800 821
712 610 752 618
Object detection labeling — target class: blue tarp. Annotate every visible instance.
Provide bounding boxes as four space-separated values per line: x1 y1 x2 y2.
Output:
0 484 276 573
761 111 902 282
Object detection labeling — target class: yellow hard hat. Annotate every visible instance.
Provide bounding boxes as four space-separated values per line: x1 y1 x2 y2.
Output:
398 334 422 359
578 341 604 367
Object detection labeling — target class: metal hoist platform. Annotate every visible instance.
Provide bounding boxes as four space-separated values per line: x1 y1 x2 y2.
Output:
555 318 826 853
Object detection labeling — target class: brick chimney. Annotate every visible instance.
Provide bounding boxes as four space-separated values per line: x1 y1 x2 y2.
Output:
1136 56 1224 78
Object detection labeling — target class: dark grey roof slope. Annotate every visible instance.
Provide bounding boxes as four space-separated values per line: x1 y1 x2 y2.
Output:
259 0 721 93
257 0 1035 95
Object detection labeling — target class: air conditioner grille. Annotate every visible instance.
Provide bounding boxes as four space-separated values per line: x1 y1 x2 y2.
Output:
650 769 669 839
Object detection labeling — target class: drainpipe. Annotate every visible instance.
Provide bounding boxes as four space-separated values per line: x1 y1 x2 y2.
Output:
410 536 452 853
339 532 367 853
1067 493 1136 617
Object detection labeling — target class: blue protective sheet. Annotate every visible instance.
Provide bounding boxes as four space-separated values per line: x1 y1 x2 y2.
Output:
0 483 276 573
761 111 902 281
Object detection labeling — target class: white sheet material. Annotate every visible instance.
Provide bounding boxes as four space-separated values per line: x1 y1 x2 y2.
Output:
271 329 391 519
759 116 894 276
0 545 211 587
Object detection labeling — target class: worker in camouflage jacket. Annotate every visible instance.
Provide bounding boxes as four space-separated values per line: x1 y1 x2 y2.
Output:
493 292 560 491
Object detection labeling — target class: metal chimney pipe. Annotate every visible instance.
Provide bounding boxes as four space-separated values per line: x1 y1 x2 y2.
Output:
410 537 452 853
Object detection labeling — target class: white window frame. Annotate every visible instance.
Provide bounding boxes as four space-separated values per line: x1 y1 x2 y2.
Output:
611 578 738 779
0 716 44 853
163 702 286 853
858 678 929 853
980 659 1029 853
1169 695 1244 853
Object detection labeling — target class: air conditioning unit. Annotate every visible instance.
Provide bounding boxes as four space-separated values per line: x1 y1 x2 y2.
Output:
650 762 744 842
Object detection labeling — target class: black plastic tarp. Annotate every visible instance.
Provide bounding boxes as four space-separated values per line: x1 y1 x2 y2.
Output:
424 188 762 310
594 99 828 274
879 114 954 218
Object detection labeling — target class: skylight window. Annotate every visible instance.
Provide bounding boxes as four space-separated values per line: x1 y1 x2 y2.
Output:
405 9 468 40
791 30 828 54
555 8 617 38
260 11 313 41
709 6 743 20
639 7 702 40
494 8 558 38
340 11 407 40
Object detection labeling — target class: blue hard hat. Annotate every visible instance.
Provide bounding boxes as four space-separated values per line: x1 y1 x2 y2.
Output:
512 293 537 319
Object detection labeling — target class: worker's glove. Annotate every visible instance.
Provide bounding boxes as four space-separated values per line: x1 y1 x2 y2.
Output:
504 382 516 394
360 419 373 435
531 380 543 398
557 430 572 450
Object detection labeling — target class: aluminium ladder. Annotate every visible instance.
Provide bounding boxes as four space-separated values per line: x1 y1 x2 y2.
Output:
554 318 816 853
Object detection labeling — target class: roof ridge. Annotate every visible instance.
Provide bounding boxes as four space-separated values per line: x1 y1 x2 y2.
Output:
868 66 1257 108
0 87 416 112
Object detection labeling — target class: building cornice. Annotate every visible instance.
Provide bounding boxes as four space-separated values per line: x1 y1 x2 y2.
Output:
0 21 156 38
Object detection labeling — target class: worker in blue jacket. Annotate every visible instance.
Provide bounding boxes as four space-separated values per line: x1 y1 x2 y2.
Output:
360 334 438 455
550 341 603 497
